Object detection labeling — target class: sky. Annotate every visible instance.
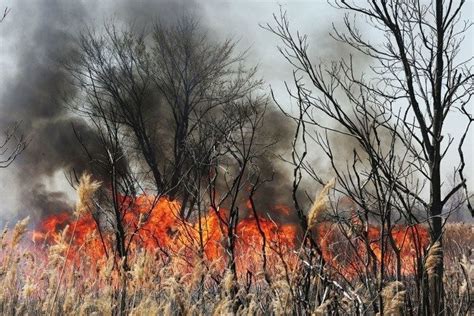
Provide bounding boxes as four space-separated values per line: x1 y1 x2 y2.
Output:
0 0 472 222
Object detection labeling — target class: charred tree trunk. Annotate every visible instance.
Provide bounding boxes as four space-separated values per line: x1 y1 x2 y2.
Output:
429 1 445 314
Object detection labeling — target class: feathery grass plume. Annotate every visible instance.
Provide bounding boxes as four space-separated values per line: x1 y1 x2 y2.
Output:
47 225 69 268
11 216 29 247
75 172 102 217
307 178 335 229
381 281 406 316
425 241 443 280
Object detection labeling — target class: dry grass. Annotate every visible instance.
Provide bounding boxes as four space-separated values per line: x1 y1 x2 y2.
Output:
75 172 101 217
381 281 405 316
425 241 443 280
307 178 335 229
0 219 470 315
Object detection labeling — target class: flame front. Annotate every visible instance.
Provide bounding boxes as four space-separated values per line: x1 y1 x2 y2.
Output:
31 195 429 280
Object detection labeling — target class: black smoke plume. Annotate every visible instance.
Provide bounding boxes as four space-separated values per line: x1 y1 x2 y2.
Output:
0 0 296 223
0 0 199 221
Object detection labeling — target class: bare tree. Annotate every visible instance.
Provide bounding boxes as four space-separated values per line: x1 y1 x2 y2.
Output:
205 94 273 310
0 8 27 167
64 15 272 313
67 17 262 219
71 77 163 315
150 16 262 210
0 123 26 169
265 0 473 314
67 24 164 194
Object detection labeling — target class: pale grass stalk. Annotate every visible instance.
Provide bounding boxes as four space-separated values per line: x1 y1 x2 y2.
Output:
11 216 29 248
49 222 79 314
75 172 102 217
49 172 101 313
425 241 442 280
307 178 335 229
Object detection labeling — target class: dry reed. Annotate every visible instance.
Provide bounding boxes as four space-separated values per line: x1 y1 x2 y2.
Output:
307 178 335 229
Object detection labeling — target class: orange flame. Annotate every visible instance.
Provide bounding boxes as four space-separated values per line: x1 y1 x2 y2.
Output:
31 195 429 278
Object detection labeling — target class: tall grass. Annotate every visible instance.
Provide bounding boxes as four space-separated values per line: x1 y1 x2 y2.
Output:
0 218 471 315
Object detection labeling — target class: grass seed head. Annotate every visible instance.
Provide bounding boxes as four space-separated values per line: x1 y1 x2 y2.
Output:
12 216 29 247
425 241 443 280
307 178 335 229
75 172 101 217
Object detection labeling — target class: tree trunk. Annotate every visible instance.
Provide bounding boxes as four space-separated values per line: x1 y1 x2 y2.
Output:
429 1 445 314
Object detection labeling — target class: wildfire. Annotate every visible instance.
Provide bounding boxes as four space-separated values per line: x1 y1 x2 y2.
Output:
31 195 429 279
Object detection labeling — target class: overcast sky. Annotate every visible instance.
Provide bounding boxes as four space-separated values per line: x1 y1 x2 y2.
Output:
0 0 472 221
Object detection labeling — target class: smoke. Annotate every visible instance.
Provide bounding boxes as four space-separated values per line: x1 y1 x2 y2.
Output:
0 0 350 224
249 107 295 221
0 0 88 220
0 0 200 220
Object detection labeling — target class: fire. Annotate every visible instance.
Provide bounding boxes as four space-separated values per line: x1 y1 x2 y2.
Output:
315 222 429 277
31 195 429 279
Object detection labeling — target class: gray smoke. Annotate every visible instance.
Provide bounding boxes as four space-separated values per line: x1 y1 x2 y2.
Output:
0 0 91 221
0 0 300 225
0 0 200 221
